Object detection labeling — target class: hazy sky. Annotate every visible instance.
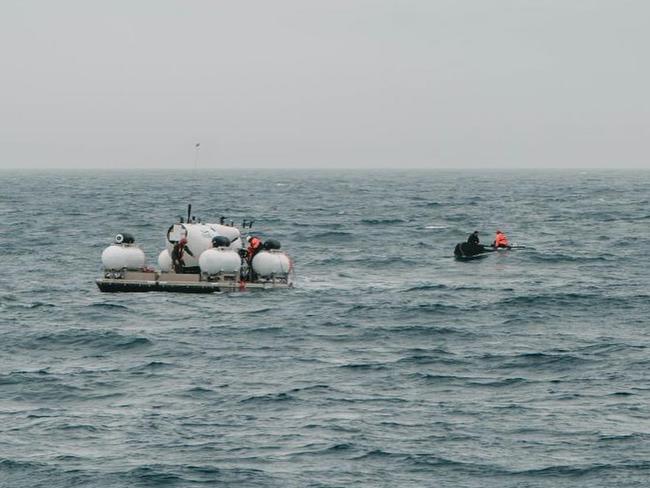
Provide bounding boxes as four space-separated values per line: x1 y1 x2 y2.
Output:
1 1 648 169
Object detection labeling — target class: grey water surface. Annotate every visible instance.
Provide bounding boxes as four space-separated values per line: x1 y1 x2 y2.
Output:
1 170 649 487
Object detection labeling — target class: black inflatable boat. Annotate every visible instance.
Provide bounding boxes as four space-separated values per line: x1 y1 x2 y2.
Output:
454 242 492 260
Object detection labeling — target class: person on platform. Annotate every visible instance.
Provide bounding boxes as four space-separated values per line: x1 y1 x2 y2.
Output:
171 236 194 273
246 236 263 263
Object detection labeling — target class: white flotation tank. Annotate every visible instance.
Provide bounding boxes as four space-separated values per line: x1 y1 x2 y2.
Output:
158 249 172 272
199 248 241 275
252 250 291 278
166 223 243 268
101 244 146 271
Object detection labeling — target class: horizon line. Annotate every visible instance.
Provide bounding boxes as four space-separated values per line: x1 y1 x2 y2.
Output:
1 166 649 172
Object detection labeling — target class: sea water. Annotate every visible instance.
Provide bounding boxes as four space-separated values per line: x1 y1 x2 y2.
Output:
1 170 649 487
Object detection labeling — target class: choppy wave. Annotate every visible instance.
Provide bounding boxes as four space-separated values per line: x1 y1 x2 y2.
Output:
8 329 153 351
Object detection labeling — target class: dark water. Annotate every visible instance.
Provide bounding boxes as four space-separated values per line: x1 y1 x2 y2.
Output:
1 170 649 487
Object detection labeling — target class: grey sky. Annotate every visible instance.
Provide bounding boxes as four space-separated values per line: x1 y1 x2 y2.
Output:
1 0 648 169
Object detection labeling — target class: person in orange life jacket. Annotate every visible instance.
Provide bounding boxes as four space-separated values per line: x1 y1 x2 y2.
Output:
492 230 510 248
246 236 263 263
171 236 194 273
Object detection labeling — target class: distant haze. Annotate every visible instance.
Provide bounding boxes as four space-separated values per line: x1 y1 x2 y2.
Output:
1 1 648 170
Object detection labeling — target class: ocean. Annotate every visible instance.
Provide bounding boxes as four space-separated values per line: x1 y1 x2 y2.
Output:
1 170 649 487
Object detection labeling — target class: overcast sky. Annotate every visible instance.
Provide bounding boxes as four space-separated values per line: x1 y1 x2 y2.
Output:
1 1 648 169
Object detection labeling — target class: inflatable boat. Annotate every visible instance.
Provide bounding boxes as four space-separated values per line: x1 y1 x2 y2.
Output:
453 242 492 260
454 242 523 260
96 208 293 293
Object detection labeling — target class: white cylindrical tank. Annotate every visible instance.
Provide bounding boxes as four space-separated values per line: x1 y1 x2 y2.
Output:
166 223 243 268
199 248 241 275
101 245 146 271
252 251 291 278
158 249 172 272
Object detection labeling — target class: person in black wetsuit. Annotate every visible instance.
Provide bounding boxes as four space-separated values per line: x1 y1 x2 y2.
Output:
460 230 484 256
455 230 486 258
467 230 480 245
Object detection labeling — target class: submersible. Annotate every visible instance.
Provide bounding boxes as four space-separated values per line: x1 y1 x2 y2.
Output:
96 206 293 293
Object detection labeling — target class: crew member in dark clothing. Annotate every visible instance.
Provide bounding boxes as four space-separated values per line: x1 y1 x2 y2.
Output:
459 229 485 256
467 230 480 245
171 237 194 273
